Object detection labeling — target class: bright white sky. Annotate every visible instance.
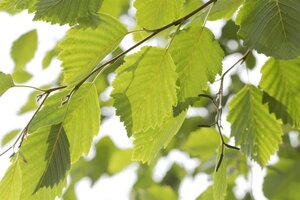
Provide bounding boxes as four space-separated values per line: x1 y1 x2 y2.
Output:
0 9 270 200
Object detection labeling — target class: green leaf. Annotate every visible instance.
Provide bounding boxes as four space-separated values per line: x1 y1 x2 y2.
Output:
0 72 14 97
0 0 38 13
161 163 186 191
227 85 282 167
1 129 20 146
213 147 227 200
108 149 133 174
42 44 60 69
63 83 100 163
19 124 69 199
132 111 186 163
169 26 224 101
134 0 184 29
182 128 219 161
34 0 103 26
11 29 38 69
100 0 129 17
260 58 300 128
12 70 32 83
18 91 40 114
138 185 177 200
58 13 127 85
264 158 300 200
209 0 243 21
0 160 22 200
236 0 300 59
112 46 178 135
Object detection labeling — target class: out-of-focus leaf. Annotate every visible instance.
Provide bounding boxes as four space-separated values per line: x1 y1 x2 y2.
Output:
12 69 32 83
42 44 60 69
18 91 39 114
209 0 242 21
108 149 133 174
0 72 14 97
137 185 177 200
1 129 20 146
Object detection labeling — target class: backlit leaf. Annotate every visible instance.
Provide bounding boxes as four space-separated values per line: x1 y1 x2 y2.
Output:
227 85 282 167
236 0 300 59
42 44 60 69
169 26 224 101
260 58 300 128
100 0 129 17
213 147 227 200
1 129 20 146
111 46 178 135
138 185 177 200
0 72 14 97
59 13 127 85
209 0 242 20
0 0 37 13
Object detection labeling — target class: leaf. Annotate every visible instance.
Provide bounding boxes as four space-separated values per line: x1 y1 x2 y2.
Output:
58 13 127 85
100 0 129 17
236 0 300 59
260 58 300 128
63 83 101 163
0 72 14 97
173 97 200 117
161 163 186 191
0 160 22 200
12 70 32 83
108 149 133 174
134 0 184 29
213 147 227 200
42 44 60 69
111 46 178 135
227 85 283 167
19 124 69 199
169 26 224 101
0 0 38 13
11 29 38 69
209 0 243 21
132 111 186 163
34 0 103 26
182 128 219 161
1 129 20 146
264 158 300 200
138 185 177 200
18 91 39 114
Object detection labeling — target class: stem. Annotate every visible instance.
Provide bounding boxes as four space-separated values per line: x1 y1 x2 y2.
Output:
14 85 46 92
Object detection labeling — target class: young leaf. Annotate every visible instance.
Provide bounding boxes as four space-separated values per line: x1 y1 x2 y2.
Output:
63 83 101 163
209 0 243 21
227 85 282 167
132 111 186 163
0 160 22 200
34 0 103 26
236 0 300 59
19 124 69 199
58 13 127 85
260 58 300 128
0 72 14 97
134 0 184 29
213 147 227 200
111 46 178 135
169 26 224 101
11 29 38 69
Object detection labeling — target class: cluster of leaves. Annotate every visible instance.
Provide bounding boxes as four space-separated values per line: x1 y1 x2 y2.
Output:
0 0 300 199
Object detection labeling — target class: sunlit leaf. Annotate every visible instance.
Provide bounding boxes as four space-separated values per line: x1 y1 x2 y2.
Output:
112 46 178 135
108 149 133 174
169 26 224 101
12 70 32 83
132 111 186 163
134 0 184 29
209 0 242 21
227 85 282 167
1 129 20 146
236 0 300 59
0 0 37 13
213 147 227 200
260 58 300 128
58 13 127 85
138 185 177 200
34 0 103 26
11 29 38 69
0 160 22 200
100 0 129 17
18 91 39 114
0 72 14 97
42 44 60 69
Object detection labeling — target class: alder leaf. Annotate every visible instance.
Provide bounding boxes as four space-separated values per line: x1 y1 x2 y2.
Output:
236 0 300 59
0 72 14 97
209 0 243 21
11 29 38 69
260 58 300 128
169 26 224 101
63 83 101 163
34 0 103 26
134 0 184 29
111 46 178 135
132 111 186 163
227 85 282 167
20 124 69 199
0 160 22 200
58 13 127 85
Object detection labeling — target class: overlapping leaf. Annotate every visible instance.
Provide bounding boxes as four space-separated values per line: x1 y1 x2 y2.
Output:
0 160 22 200
0 72 14 97
227 85 282 167
58 13 127 85
209 0 243 20
34 0 103 26
213 148 227 200
169 26 224 101
132 111 186 163
0 0 37 13
134 0 184 29
260 58 300 128
236 0 300 59
111 46 178 135
100 0 129 17
19 124 69 199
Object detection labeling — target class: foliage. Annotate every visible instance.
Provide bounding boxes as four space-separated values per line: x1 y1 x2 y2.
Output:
0 0 299 199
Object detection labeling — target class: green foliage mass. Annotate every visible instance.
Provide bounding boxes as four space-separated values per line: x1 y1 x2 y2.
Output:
0 0 299 199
